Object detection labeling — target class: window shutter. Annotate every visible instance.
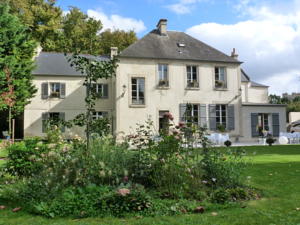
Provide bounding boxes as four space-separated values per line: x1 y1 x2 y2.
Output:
42 112 49 133
41 83 48 99
227 104 235 130
272 113 280 137
60 83 66 99
59 112 65 132
103 84 109 98
199 104 207 128
251 113 259 137
179 104 187 122
209 104 216 131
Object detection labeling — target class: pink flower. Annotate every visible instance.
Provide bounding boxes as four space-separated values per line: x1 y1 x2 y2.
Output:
117 188 130 196
178 122 185 128
163 112 174 121
123 176 129 183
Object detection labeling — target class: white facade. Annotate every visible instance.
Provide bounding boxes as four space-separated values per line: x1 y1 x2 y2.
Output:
23 19 287 142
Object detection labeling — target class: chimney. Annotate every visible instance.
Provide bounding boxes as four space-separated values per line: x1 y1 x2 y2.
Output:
231 48 238 60
110 47 118 59
157 19 167 36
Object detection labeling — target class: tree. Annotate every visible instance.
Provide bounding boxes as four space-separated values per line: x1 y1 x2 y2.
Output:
2 0 138 54
61 7 102 54
269 94 282 104
0 3 37 136
1 0 63 51
99 29 138 55
67 54 118 149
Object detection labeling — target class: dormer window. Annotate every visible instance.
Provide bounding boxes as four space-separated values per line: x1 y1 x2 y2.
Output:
215 67 227 89
158 64 169 87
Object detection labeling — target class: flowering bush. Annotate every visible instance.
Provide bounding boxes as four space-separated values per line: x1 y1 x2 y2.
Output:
0 112 255 218
3 138 49 177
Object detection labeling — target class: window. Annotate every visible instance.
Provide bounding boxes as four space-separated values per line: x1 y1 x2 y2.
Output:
92 83 108 98
186 66 199 88
42 112 65 133
159 110 169 133
50 83 61 98
215 67 227 89
131 78 145 105
92 111 108 120
258 113 269 135
182 104 199 125
216 104 227 129
42 82 65 99
49 112 60 121
158 64 169 87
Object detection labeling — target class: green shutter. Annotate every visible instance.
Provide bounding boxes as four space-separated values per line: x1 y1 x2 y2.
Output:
59 112 65 132
272 113 280 137
209 104 216 131
179 104 187 122
227 104 235 130
103 84 109 98
42 112 49 133
199 104 207 127
60 83 66 99
251 113 259 137
41 83 48 99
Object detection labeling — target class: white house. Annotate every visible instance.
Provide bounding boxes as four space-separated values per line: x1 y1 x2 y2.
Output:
22 19 286 142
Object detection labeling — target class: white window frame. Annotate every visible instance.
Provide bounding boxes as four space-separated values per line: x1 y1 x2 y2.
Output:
258 113 270 131
216 104 227 128
158 64 169 87
50 83 61 98
131 77 145 105
215 67 227 89
95 83 108 98
184 104 199 125
92 111 108 120
186 65 199 88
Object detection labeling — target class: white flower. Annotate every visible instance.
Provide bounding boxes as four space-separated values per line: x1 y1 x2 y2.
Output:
212 178 217 182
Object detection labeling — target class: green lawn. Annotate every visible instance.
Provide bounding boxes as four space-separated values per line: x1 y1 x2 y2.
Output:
1 145 300 225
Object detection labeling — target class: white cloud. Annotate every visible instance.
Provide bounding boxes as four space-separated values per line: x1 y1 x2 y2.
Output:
166 3 192 14
186 0 300 94
166 0 210 15
87 9 146 33
261 71 300 95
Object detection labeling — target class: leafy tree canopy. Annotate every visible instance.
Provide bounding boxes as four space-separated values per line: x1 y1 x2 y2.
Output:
2 0 138 55
0 3 37 115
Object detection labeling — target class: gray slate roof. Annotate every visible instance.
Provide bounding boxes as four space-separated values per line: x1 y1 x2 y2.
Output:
241 69 268 87
119 30 241 63
32 52 109 76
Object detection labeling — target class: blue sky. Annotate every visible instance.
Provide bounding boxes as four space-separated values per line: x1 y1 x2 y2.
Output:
57 0 242 37
56 0 300 94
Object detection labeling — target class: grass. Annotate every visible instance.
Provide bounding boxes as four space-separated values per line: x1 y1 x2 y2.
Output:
1 145 300 225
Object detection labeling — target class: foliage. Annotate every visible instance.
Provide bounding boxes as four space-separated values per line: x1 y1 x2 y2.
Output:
0 115 252 218
99 29 138 55
61 7 102 54
3 138 48 177
224 140 232 147
90 117 111 137
0 3 37 116
1 0 63 51
266 137 276 146
201 148 247 189
1 145 300 224
99 186 152 217
33 185 111 218
217 124 226 133
3 0 138 54
67 53 118 148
